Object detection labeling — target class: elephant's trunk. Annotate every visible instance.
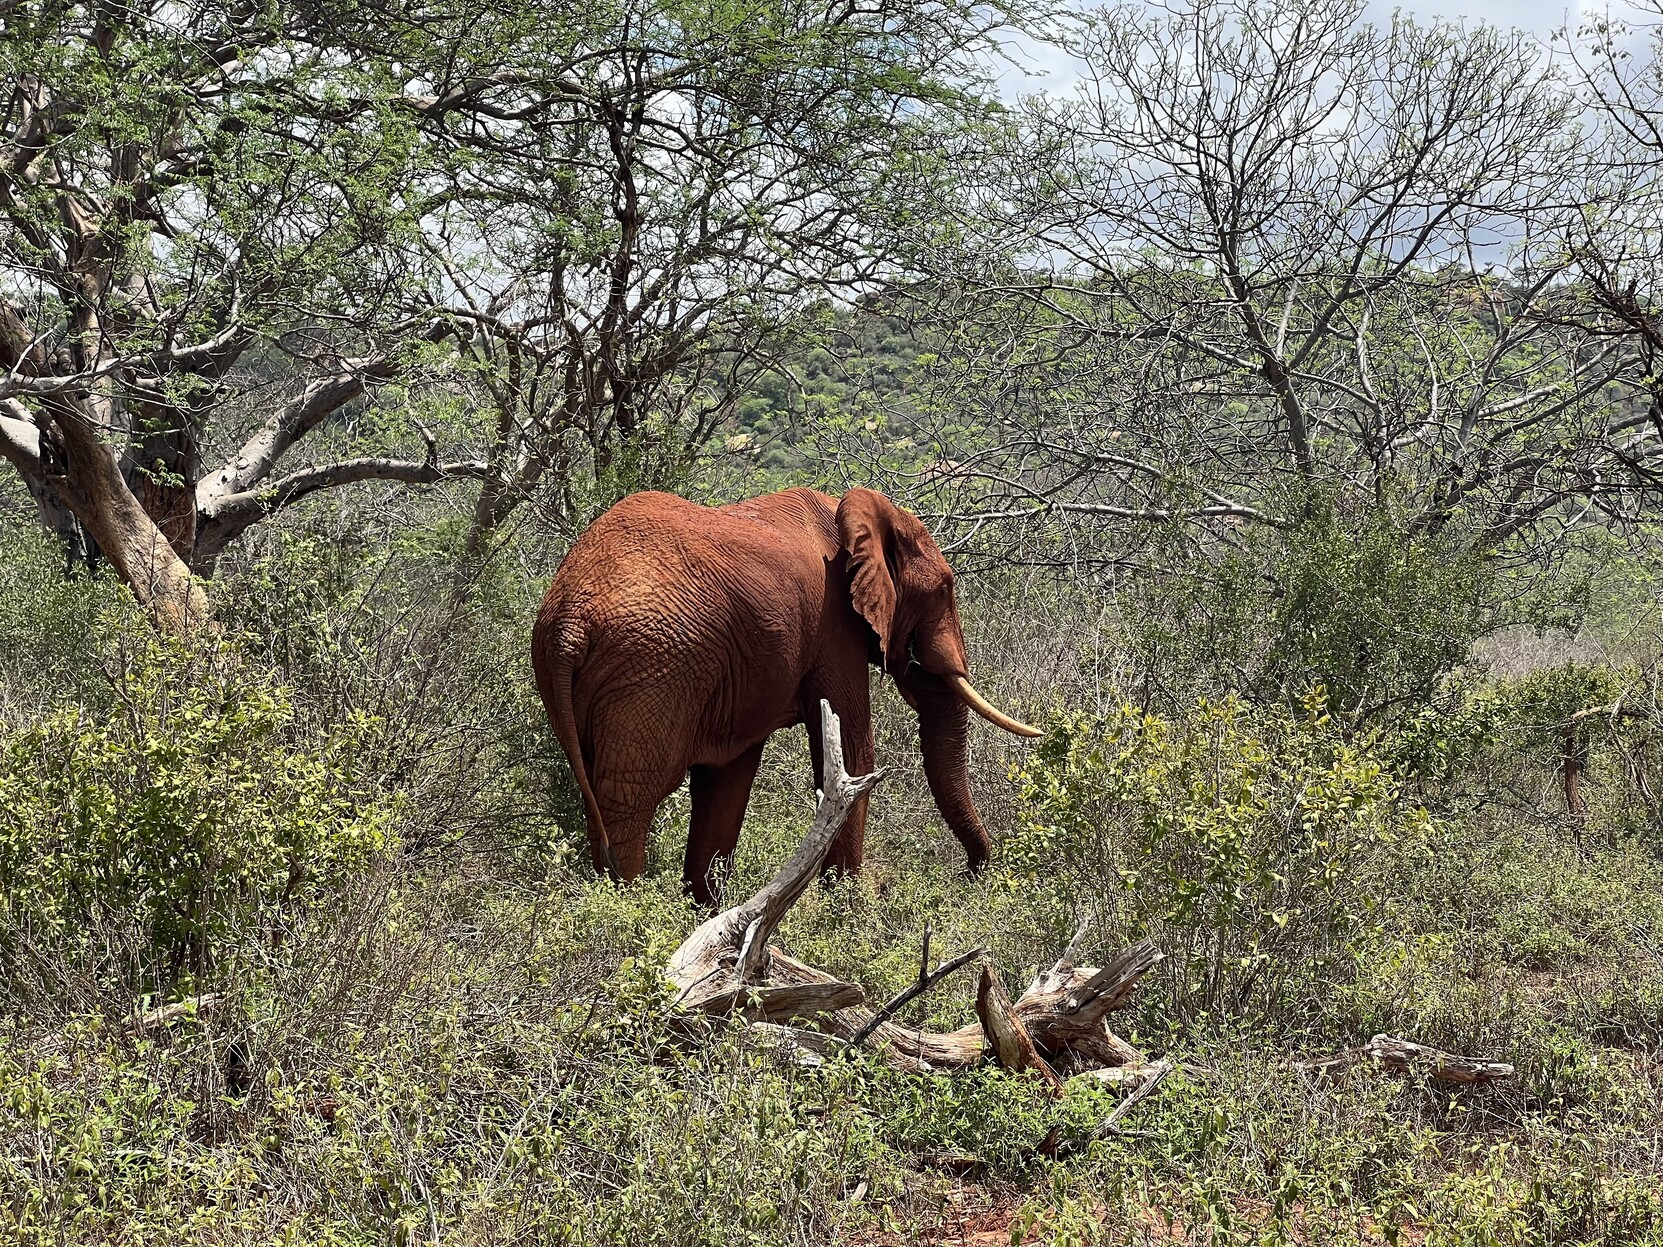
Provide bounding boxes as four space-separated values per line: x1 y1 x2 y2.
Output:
913 678 992 872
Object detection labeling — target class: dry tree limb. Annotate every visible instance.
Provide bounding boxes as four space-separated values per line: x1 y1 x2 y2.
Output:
659 717 1512 1104
1026 917 1094 999
694 979 866 1023
666 699 883 1018
1071 1061 1172 1088
1038 1060 1174 1159
1299 1034 1514 1086
976 965 1063 1095
1091 1059 1172 1139
675 928 1159 1075
1010 935 1162 1070
126 993 223 1034
738 950 989 1071
745 1022 844 1067
805 930 1160 1073
846 936 987 1048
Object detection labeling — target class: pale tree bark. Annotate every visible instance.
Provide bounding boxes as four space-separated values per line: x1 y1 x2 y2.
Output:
0 395 209 629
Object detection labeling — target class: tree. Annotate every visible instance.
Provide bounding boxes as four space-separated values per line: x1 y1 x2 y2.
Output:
846 0 1652 569
375 0 1018 576
0 0 477 628
0 0 1019 627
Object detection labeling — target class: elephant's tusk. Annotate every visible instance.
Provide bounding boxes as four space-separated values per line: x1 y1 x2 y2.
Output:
945 674 1043 738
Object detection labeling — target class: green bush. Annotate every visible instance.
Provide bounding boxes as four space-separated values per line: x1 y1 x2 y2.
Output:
1125 504 1514 721
1266 509 1498 719
1391 660 1662 840
0 623 394 989
0 520 133 719
1008 691 1430 1036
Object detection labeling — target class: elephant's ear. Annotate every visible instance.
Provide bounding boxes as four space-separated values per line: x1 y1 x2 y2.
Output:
837 488 898 659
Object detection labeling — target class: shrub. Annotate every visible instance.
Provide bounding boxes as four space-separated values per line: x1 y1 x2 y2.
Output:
0 519 134 719
0 622 394 991
1007 690 1430 1036
1124 504 1513 721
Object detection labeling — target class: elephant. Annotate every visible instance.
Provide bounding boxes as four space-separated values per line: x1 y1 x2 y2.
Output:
531 486 1040 904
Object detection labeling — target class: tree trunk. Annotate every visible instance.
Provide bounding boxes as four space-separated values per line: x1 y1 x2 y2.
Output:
60 413 211 631
123 398 200 564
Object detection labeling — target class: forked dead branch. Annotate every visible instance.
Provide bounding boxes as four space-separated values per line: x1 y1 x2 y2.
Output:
668 701 1181 1080
665 701 1514 1095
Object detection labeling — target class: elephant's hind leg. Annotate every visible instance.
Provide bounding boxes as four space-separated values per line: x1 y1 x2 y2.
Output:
586 749 687 883
685 741 766 906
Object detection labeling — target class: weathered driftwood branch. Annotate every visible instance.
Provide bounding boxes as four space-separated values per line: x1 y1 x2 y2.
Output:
1092 1060 1172 1138
673 919 1160 1074
661 705 1161 1075
747 927 1160 1073
1298 1034 1514 1085
666 700 884 1018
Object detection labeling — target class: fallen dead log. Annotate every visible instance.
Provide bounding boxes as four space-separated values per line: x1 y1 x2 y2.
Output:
664 705 1520 1196
761 935 1159 1074
660 708 1512 1104
664 701 1162 1078
1298 1034 1515 1085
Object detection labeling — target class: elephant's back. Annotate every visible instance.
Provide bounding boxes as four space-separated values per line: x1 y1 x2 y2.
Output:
538 490 829 708
547 491 828 608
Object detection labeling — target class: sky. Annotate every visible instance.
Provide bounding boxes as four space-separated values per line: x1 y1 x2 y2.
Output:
994 0 1592 97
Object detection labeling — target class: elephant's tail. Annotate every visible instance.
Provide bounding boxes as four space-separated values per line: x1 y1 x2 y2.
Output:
533 621 618 878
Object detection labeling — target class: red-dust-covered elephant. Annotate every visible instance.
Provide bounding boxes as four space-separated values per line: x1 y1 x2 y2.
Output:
531 487 1041 904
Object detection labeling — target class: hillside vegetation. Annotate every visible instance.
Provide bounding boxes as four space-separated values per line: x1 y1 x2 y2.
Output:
4 0 1663 1242
0 515 1658 1245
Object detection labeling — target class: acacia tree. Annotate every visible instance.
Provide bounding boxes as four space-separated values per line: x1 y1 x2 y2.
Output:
0 0 1018 627
375 0 1016 574
0 1 484 628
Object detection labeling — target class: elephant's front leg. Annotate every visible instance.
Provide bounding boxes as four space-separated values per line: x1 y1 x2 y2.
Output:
684 742 767 906
804 690 875 880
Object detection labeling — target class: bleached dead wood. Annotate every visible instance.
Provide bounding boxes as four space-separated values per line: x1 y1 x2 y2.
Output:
126 992 223 1034
847 935 987 1048
658 719 1508 1109
976 964 1063 1093
666 700 882 1018
1070 1061 1169 1087
661 701 1162 1076
1091 1060 1172 1138
1012 936 1162 1069
1298 1034 1514 1085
